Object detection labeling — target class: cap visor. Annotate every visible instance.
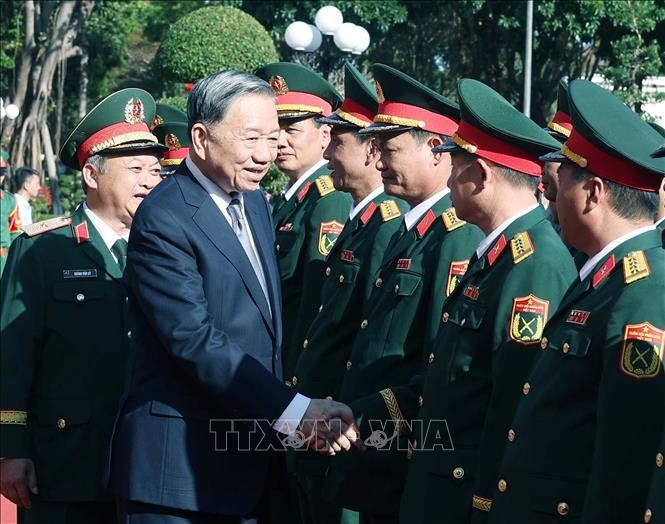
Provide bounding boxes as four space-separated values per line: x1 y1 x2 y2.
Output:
543 126 568 143
102 141 168 157
357 122 413 135
651 144 665 158
278 110 321 120
431 137 462 153
316 114 362 128
538 150 567 163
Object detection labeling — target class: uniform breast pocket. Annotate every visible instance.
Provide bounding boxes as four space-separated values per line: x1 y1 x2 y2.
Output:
445 300 487 331
275 230 301 278
53 281 106 304
442 301 488 376
383 271 422 300
550 331 591 358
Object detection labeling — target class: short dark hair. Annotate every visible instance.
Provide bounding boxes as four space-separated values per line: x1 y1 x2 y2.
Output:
353 130 373 145
571 165 659 221
11 167 40 193
492 163 540 192
408 128 447 147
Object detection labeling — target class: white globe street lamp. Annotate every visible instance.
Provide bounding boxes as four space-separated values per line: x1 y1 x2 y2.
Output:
285 21 314 51
351 26 371 55
304 24 323 52
315 6 343 35
5 104 19 120
333 22 360 53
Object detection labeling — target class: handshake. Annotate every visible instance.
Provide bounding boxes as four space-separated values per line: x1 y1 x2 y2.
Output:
298 398 366 455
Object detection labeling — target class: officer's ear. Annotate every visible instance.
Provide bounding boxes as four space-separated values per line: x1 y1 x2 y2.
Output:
429 135 444 165
190 123 209 160
365 137 379 164
585 175 605 212
81 163 99 191
475 157 494 188
319 123 331 151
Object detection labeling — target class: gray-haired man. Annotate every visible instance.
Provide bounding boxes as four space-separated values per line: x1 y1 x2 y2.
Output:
108 70 361 524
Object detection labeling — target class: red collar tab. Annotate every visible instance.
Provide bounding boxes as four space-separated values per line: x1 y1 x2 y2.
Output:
73 221 90 244
416 209 436 238
360 202 377 225
375 101 458 136
276 91 332 116
487 234 507 266
297 181 311 202
592 254 616 288
563 131 661 192
454 121 542 177
336 98 375 126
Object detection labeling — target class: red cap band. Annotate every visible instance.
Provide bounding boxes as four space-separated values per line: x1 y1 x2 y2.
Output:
76 121 153 169
564 130 660 191
337 98 374 124
551 111 572 130
376 101 458 136
456 121 542 176
163 148 189 160
276 92 333 115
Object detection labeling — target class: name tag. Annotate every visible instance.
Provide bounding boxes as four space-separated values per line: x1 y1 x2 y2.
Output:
63 269 98 279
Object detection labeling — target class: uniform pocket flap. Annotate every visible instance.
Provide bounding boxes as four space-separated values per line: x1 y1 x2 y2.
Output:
529 474 585 517
36 398 92 426
447 301 486 329
427 448 477 484
556 331 591 357
53 282 105 302
333 262 360 285
275 230 297 253
385 272 422 297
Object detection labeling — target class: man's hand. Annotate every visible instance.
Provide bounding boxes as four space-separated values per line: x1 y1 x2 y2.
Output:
0 458 38 508
299 399 365 455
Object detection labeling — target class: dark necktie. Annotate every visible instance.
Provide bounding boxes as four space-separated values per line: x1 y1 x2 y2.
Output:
111 238 128 272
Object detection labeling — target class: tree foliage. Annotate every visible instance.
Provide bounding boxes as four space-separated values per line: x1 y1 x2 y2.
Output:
155 6 279 82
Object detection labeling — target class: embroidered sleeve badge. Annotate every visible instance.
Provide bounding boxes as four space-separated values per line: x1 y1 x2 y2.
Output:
620 322 664 379
509 294 550 345
317 220 344 256
446 260 469 297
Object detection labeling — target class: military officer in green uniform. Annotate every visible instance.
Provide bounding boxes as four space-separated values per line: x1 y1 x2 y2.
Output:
153 121 189 178
324 64 483 523
255 62 352 382
0 155 22 276
150 102 187 131
289 61 407 524
488 80 665 524
0 88 165 524
374 79 578 524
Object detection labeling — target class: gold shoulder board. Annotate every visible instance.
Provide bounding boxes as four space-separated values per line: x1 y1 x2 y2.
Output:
623 251 650 284
380 200 402 222
442 207 466 231
511 231 534 264
315 175 336 196
23 216 72 237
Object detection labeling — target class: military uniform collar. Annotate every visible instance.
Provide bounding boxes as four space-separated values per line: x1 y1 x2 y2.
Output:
349 186 383 221
655 215 665 229
579 224 656 282
83 202 128 251
283 159 328 201
476 203 540 259
404 187 450 231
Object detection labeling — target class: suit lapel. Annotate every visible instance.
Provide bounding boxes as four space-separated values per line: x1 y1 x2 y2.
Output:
71 207 123 280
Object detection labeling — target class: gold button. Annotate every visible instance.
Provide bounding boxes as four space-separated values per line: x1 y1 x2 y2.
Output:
418 396 423 406
442 312 449 323
394 284 400 293
57 418 66 430
318 304 323 312
338 275 345 283
562 342 570 354
645 508 653 523
360 320 368 329
497 479 507 492
325 267 331 276
325 396 333 400
375 277 383 287
303 339 308 349
507 429 516 442
523 382 531 395
540 337 549 350
291 376 298 386
428 353 434 364
285 380 292 386
656 452 663 468
346 361 352 370
76 293 85 302
127 330 132 339
452 467 465 479
276 244 281 253
557 502 569 516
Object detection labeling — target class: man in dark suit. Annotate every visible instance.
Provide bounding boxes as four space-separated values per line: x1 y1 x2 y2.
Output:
108 70 360 524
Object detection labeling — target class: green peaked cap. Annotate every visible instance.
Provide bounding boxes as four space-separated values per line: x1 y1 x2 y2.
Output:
546 79 572 141
360 63 459 135
255 62 342 119
647 123 665 158
152 103 188 130
541 80 665 189
153 121 190 175
60 88 166 171
434 78 560 176
317 61 377 128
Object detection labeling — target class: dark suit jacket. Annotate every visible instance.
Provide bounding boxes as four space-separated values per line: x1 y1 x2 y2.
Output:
108 163 296 516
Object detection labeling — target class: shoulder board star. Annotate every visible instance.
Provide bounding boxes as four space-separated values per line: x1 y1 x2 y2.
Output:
360 202 378 225
416 209 436 238
315 175 336 197
510 231 535 264
592 254 616 288
23 216 71 237
442 207 466 231
296 181 312 202
623 250 650 284
487 234 507 266
379 200 402 222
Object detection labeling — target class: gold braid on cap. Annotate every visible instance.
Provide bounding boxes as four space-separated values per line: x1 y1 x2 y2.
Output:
335 108 370 128
561 143 588 168
90 132 158 156
452 132 478 154
160 158 185 166
547 120 572 137
374 114 426 128
277 104 323 114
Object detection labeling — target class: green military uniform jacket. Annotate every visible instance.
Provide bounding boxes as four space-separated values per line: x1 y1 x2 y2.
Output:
396 205 577 524
488 229 665 524
643 428 664 524
272 164 352 381
325 191 483 515
288 190 407 477
0 206 131 501
1 189 21 275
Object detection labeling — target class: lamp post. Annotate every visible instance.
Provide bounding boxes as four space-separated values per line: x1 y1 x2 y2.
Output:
283 5 371 80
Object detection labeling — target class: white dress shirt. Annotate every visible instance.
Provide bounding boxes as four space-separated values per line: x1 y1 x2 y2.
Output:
283 159 328 201
349 186 384 221
83 202 128 263
476 203 540 259
403 188 451 231
15 193 33 227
